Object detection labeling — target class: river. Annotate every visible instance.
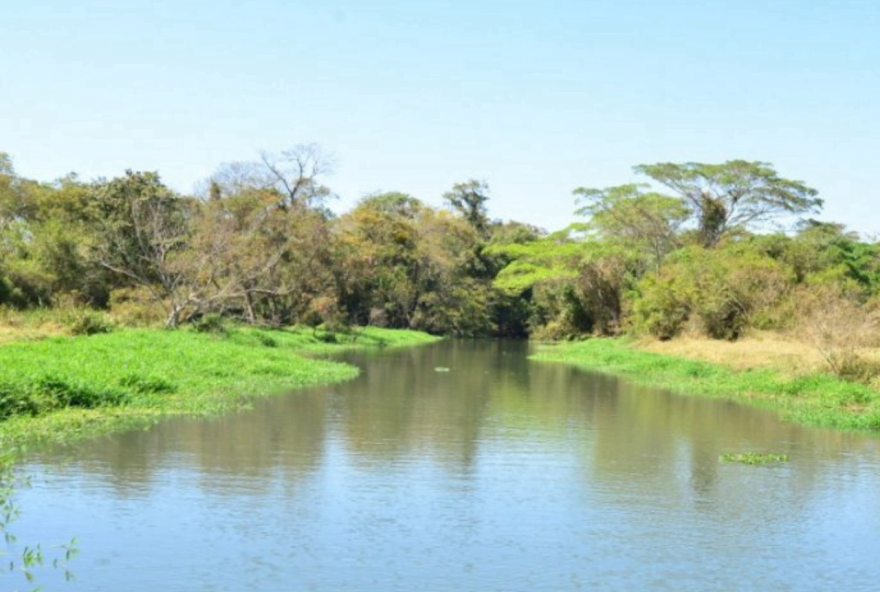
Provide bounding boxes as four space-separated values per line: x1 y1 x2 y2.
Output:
14 339 880 591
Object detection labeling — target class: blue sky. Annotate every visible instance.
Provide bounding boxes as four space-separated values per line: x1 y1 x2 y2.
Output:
2 0 878 235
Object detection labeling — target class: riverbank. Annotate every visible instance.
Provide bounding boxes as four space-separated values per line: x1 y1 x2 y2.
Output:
533 338 880 433
0 326 439 452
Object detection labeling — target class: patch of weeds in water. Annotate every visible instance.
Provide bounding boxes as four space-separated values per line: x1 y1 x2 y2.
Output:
719 452 789 465
0 326 440 452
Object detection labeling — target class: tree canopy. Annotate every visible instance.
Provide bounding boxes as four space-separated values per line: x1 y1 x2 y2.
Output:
633 160 822 247
3 150 876 347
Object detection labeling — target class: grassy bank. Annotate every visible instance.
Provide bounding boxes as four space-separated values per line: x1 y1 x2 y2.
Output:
0 326 439 451
532 338 880 433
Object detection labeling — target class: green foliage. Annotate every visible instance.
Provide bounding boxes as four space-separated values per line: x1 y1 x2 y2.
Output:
574 183 688 269
64 309 115 336
533 338 880 432
0 327 440 449
192 313 227 334
630 245 793 339
0 150 874 347
0 276 11 305
488 234 584 295
357 191 425 218
529 282 590 340
413 278 496 337
719 452 789 465
0 374 128 420
337 196 498 337
443 179 490 236
108 287 166 327
119 373 175 395
1 453 78 589
627 272 689 340
633 160 822 247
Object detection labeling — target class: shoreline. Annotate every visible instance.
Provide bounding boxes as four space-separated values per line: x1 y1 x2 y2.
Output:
0 326 440 455
532 338 880 434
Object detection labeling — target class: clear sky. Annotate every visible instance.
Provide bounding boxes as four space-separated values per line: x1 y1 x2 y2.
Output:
2 0 878 235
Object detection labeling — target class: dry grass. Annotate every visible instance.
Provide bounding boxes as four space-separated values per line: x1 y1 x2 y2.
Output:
636 331 828 376
0 321 67 344
637 330 880 390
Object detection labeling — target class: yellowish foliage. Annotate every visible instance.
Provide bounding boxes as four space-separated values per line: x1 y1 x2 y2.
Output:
636 331 827 376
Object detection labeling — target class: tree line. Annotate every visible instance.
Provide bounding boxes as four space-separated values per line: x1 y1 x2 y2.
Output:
2 148 878 359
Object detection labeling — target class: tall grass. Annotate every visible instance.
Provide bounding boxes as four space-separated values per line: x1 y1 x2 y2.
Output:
0 325 439 451
533 338 880 433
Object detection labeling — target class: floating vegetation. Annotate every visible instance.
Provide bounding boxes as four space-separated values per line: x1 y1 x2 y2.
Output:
719 452 789 465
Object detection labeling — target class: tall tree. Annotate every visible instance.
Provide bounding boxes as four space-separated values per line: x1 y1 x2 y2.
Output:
634 160 822 247
89 171 193 327
259 143 335 208
443 179 490 237
207 144 336 210
574 183 688 270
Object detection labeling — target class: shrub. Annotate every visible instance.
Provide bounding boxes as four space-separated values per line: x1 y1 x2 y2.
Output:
629 245 793 340
192 313 227 335
64 309 115 336
794 285 880 383
628 272 689 339
108 288 166 327
528 283 577 339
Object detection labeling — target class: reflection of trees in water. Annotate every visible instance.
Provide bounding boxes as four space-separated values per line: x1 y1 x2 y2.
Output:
583 378 878 518
31 340 880 505
51 389 333 498
335 340 507 470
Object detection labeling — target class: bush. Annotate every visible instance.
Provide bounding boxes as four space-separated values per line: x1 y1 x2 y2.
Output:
64 309 115 336
528 281 593 340
795 285 880 383
108 288 166 327
628 272 689 339
192 313 227 334
629 245 793 340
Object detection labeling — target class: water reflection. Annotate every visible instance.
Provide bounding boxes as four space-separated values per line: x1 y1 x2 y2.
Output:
18 339 880 591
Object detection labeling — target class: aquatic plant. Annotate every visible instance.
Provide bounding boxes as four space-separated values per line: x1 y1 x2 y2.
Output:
0 327 439 450
719 452 789 465
1 453 78 590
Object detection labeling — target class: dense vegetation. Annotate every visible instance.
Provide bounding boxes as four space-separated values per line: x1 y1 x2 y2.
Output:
0 326 438 448
1 148 878 380
533 339 880 432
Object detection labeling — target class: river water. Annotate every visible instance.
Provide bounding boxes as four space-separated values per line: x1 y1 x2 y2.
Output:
13 339 880 591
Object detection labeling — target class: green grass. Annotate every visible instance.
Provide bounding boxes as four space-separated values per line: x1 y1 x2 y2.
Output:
532 338 880 433
719 452 789 465
0 325 439 452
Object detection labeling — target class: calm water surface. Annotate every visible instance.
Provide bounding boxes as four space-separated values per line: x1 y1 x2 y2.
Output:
15 340 880 591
